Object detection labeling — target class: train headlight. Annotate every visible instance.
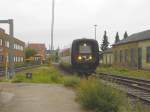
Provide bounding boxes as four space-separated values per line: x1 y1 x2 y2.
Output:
89 56 92 60
83 43 87 46
78 56 82 60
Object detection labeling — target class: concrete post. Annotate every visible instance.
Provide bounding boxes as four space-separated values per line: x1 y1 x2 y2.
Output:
8 19 15 78
0 19 15 78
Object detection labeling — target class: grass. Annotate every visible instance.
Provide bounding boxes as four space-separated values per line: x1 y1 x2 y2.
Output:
11 65 80 88
96 65 150 80
12 65 63 83
63 76 80 87
76 77 150 112
1 65 150 112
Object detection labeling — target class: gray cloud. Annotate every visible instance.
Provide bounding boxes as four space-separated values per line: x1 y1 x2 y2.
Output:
0 0 150 49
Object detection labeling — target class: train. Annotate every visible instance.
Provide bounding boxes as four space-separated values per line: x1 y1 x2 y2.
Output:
59 38 99 74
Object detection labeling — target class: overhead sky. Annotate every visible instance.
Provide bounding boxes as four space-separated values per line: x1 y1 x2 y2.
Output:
0 0 150 49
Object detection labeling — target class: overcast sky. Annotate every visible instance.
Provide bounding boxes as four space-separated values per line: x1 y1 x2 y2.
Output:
0 0 150 49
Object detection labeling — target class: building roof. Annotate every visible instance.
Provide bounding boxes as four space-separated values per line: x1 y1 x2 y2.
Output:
28 43 46 50
0 28 5 33
0 28 25 45
102 48 113 54
113 30 150 46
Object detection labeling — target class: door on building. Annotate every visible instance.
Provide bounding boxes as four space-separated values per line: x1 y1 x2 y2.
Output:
130 48 134 67
138 48 142 69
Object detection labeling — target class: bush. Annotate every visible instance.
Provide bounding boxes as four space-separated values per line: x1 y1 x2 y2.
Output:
76 77 126 112
63 76 80 88
134 102 150 112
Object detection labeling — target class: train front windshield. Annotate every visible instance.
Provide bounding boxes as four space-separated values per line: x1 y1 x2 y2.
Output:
77 43 93 61
79 44 92 54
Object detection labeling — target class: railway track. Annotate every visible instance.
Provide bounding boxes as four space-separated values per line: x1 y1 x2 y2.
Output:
0 65 40 76
97 72 150 104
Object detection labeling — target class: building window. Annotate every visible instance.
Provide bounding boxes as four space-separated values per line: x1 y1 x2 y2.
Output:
14 44 16 49
120 50 123 63
0 39 2 46
15 56 17 62
109 55 111 64
114 51 117 62
0 55 3 62
106 55 107 64
21 57 23 62
147 47 150 63
6 56 9 62
14 43 23 51
130 48 137 67
5 41 9 48
14 56 16 62
124 49 128 62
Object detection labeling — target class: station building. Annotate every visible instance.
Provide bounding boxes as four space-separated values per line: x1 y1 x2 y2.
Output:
102 48 114 65
0 28 25 70
112 30 150 70
28 43 46 63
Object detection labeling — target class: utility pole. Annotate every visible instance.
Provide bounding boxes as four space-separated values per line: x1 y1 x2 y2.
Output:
8 19 14 78
51 0 55 50
0 19 14 79
94 24 98 40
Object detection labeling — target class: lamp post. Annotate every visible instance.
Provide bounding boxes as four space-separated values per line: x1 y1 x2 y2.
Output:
51 0 55 50
94 24 98 40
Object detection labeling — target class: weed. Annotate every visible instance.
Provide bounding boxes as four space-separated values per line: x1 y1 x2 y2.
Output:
63 76 80 88
76 77 126 112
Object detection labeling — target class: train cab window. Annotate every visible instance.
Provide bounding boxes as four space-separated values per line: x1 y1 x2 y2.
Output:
79 44 91 54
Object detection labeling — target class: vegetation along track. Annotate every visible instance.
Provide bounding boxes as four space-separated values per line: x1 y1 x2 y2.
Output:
97 72 150 104
0 65 40 76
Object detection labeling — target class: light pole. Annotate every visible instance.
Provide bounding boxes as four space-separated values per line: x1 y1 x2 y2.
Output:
51 0 55 50
94 24 97 40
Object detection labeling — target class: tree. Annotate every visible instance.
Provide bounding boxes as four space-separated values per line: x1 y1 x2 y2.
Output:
115 32 120 43
55 47 60 62
124 31 128 39
25 48 37 59
101 31 109 51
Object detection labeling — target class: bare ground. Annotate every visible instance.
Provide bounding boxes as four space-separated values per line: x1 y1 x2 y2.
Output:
0 83 88 112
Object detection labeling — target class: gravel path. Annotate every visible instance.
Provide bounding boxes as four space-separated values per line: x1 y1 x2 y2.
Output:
0 83 88 112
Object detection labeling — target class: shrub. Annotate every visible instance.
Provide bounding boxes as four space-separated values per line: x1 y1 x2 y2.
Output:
134 102 150 112
76 77 126 112
63 76 80 87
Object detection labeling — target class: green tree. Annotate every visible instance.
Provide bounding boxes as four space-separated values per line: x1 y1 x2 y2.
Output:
55 47 60 62
115 32 120 43
124 31 128 39
101 31 109 51
25 48 37 59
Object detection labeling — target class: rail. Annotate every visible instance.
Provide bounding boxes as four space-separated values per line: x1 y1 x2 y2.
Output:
97 72 150 104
